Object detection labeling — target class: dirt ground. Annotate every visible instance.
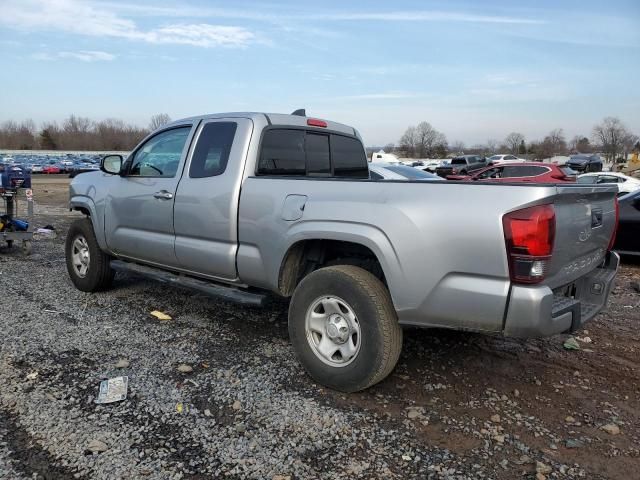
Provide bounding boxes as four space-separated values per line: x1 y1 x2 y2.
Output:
0 175 638 479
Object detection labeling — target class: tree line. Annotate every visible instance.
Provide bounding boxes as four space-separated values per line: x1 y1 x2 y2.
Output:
391 116 639 161
0 114 172 151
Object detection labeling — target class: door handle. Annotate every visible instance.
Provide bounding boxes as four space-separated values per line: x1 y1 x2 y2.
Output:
153 190 173 200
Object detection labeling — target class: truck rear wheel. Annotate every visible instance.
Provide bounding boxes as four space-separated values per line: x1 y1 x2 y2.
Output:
288 265 402 392
65 218 114 292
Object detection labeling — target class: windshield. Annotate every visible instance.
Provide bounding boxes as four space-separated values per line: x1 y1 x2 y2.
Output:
488 155 501 161
385 166 438 179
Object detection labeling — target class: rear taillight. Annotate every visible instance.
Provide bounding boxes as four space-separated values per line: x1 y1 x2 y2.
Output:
608 197 619 250
451 168 458 174
503 204 556 284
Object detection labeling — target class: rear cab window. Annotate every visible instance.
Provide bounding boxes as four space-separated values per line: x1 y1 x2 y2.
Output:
257 128 368 178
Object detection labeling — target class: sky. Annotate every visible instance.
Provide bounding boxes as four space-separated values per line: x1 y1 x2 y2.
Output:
0 0 639 147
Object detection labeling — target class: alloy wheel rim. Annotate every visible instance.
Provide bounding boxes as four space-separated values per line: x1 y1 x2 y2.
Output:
71 236 90 278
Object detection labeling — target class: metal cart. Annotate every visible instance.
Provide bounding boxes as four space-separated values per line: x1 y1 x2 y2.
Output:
1 188 34 255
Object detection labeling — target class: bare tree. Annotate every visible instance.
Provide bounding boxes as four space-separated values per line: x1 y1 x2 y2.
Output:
569 135 592 153
0 120 37 149
399 126 418 157
504 132 525 154
450 140 465 155
149 113 172 131
486 139 498 154
592 117 629 162
415 121 447 158
622 131 639 161
544 128 567 156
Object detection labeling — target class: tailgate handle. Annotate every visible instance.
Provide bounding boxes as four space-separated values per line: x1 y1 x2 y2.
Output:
591 209 603 228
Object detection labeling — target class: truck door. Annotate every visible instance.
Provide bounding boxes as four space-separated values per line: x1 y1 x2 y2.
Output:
104 124 195 267
173 118 253 280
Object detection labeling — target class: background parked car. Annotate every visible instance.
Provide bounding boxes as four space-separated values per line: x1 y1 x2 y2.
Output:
42 164 61 174
420 159 444 172
368 163 440 181
487 154 525 165
567 154 603 173
613 190 640 256
68 163 100 178
577 172 640 196
435 155 486 177
447 162 577 183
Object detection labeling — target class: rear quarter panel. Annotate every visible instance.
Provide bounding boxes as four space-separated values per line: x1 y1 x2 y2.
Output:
237 178 560 332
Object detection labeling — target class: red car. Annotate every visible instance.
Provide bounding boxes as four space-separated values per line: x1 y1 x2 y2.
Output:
447 162 576 183
42 165 61 174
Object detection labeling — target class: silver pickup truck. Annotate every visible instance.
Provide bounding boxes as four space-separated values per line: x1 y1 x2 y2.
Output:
65 111 620 392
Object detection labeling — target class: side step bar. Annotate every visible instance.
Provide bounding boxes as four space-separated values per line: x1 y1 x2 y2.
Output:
110 260 269 307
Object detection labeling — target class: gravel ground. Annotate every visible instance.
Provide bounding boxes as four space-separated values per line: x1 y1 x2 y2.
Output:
0 177 638 479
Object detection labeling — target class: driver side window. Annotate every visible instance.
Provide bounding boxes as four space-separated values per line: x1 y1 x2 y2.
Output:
129 127 191 177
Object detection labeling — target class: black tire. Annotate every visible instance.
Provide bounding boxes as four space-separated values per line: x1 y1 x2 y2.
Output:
288 265 402 392
65 217 114 292
460 170 467 175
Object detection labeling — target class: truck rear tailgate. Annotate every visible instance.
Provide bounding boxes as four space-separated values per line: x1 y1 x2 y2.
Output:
544 184 618 289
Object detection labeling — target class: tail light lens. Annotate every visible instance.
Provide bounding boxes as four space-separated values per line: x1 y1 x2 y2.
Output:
451 168 459 174
503 204 556 284
608 197 619 250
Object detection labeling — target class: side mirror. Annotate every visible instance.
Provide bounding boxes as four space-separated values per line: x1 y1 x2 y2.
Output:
101 154 123 175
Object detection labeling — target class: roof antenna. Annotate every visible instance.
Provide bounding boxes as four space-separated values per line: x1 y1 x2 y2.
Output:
291 109 306 116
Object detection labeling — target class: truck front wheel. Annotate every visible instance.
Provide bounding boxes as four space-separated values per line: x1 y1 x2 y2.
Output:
65 218 114 292
288 265 402 392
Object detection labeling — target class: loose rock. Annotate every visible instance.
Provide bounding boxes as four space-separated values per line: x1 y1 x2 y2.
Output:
115 359 130 369
86 439 109 454
536 461 552 475
601 423 620 435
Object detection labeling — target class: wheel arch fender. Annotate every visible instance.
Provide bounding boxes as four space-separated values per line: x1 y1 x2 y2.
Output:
69 196 108 251
277 221 406 306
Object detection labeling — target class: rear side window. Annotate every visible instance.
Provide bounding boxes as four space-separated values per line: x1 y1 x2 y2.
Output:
577 175 597 184
502 165 549 177
258 129 368 178
189 122 237 178
258 130 305 175
331 135 368 178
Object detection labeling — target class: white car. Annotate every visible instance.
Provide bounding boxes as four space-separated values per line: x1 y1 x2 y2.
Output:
577 172 640 196
368 163 439 181
30 164 44 173
421 159 443 172
487 154 525 165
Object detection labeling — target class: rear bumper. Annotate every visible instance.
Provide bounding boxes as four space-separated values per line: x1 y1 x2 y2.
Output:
503 251 619 337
